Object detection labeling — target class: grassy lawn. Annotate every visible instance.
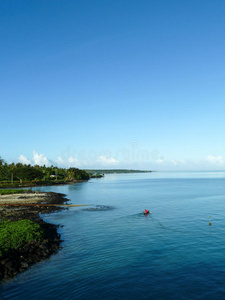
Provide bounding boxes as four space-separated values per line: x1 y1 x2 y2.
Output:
0 219 45 257
0 189 27 195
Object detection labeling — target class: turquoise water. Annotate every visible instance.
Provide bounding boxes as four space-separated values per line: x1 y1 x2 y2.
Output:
1 172 225 299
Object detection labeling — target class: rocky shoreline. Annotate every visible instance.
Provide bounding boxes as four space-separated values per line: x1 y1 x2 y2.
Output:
0 192 68 282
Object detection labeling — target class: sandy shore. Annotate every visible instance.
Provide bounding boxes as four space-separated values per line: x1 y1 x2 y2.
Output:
0 191 70 220
0 192 88 211
0 192 49 204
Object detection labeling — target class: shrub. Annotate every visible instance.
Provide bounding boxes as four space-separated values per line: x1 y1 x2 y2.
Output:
0 219 45 257
0 189 27 195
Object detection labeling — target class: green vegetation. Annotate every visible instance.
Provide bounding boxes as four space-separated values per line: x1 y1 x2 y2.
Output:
0 219 45 257
90 174 104 178
67 168 90 181
0 189 27 195
0 156 90 187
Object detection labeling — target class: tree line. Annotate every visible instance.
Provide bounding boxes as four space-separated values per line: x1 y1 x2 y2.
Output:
0 156 89 183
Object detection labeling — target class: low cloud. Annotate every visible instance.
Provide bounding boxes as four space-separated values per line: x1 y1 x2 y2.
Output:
17 151 51 167
17 152 119 169
33 151 51 166
97 155 119 165
18 155 31 165
16 151 225 171
206 155 225 166
155 158 165 164
56 156 80 168
170 159 186 166
56 155 119 168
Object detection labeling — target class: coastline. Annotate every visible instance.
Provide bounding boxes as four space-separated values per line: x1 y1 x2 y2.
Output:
0 192 68 282
0 179 87 189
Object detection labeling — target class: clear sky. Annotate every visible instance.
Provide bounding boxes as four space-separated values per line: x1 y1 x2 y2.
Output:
1 0 225 170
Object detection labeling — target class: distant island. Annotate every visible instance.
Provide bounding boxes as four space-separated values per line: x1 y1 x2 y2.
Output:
85 169 153 177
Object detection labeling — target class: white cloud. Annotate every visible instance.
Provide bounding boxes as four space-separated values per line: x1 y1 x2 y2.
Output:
68 156 79 164
16 150 225 172
56 156 80 167
206 155 225 166
33 151 51 166
170 159 186 166
56 157 64 165
97 155 119 165
55 155 119 168
155 157 164 164
18 155 31 165
156 156 225 171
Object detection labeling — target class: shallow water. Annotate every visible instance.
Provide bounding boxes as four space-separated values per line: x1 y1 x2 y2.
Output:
1 172 225 299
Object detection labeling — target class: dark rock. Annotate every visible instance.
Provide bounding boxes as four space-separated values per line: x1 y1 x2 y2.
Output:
4 261 13 270
20 262 29 269
42 251 48 257
1 259 7 265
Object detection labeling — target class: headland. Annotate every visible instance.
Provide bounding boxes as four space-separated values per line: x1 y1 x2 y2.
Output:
0 191 69 281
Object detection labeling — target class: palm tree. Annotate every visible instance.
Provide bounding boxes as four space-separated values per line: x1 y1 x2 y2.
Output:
0 156 4 165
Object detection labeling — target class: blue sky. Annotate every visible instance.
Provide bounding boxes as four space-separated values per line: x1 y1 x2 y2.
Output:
1 0 225 170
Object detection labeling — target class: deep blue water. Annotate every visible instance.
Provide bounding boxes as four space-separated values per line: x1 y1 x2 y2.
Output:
1 172 225 299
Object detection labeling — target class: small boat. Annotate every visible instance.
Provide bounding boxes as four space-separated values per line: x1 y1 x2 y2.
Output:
144 210 150 215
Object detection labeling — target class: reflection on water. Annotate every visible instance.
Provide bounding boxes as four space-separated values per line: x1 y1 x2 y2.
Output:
2 172 225 299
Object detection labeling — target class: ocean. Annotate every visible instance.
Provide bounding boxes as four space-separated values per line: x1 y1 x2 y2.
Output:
1 172 225 299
